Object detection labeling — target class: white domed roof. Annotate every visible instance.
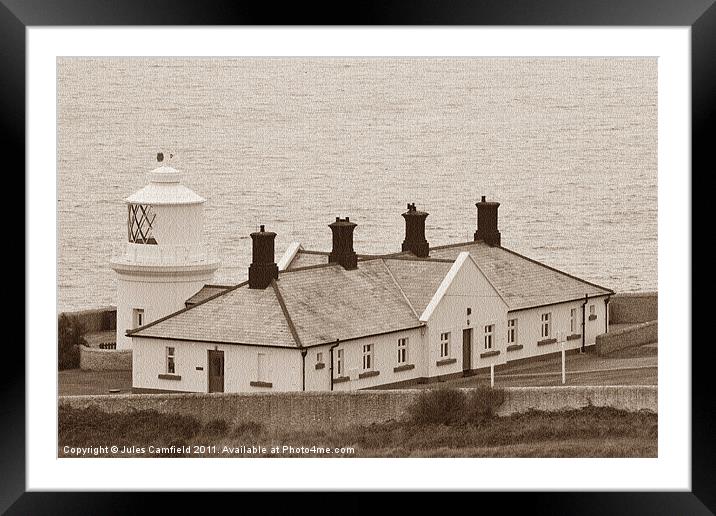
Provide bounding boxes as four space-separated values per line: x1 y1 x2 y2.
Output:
125 164 205 205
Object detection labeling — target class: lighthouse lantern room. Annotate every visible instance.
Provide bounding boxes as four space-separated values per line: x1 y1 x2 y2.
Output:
110 154 220 350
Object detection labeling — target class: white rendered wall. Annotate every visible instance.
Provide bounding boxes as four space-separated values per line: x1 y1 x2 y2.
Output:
503 295 610 362
305 327 427 392
425 257 509 378
115 269 214 350
132 337 302 392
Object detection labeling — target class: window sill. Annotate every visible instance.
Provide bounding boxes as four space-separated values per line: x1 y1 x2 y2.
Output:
393 364 415 373
537 338 557 346
249 381 273 388
480 350 500 358
315 362 325 370
358 370 380 379
333 376 350 384
506 344 523 352
567 334 582 341
436 358 457 366
158 374 181 381
589 315 597 321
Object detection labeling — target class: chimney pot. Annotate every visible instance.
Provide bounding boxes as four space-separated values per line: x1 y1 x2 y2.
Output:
249 225 279 289
328 217 358 270
401 203 429 257
474 198 501 246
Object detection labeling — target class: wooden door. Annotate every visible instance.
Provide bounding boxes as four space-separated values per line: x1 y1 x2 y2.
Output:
462 328 473 375
208 350 224 393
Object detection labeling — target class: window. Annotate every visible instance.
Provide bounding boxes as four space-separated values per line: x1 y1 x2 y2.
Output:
570 308 578 333
397 338 408 365
440 332 450 358
166 347 175 374
466 307 472 316
590 304 596 315
128 203 157 244
541 313 551 338
484 325 494 350
336 349 344 376
507 318 517 344
316 352 323 364
257 353 267 382
132 308 144 329
362 344 374 370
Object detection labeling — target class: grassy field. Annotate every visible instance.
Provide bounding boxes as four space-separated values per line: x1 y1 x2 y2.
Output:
58 390 657 458
58 369 132 396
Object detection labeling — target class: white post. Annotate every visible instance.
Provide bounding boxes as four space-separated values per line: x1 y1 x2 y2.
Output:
558 331 566 385
490 364 495 388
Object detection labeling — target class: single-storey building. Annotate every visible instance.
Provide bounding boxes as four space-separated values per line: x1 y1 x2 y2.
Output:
128 198 613 393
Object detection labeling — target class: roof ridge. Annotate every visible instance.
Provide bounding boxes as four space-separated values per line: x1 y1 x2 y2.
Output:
356 251 409 260
381 259 421 320
428 240 478 251
384 256 456 264
127 280 249 336
298 250 330 256
279 262 339 274
497 245 615 294
271 280 302 348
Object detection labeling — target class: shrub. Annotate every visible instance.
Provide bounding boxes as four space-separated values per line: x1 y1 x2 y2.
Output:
203 419 230 436
464 386 506 424
407 387 505 426
407 388 467 425
231 421 264 437
58 314 86 370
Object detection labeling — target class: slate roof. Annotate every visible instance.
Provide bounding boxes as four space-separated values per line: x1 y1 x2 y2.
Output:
284 250 330 270
131 258 426 347
185 285 232 307
382 258 454 315
428 241 613 310
131 239 612 347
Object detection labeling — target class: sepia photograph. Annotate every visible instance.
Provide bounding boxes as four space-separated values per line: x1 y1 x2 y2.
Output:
56 56 658 459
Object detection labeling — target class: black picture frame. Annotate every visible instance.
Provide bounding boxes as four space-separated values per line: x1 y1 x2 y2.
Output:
7 0 709 513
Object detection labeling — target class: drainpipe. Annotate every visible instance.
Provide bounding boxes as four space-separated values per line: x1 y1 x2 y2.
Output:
581 294 589 353
300 348 308 391
329 339 340 391
604 296 611 334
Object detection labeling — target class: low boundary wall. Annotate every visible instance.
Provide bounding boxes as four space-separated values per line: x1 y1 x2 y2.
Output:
609 292 657 324
596 321 658 356
59 385 657 431
79 347 132 371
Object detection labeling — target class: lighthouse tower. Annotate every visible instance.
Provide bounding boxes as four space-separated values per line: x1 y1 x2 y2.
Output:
110 154 220 350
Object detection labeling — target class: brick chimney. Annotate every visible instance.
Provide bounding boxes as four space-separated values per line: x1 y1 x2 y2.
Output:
248 225 279 289
401 203 429 257
328 217 358 270
474 196 501 246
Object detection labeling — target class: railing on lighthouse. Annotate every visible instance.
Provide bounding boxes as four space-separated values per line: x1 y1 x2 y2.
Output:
111 241 217 266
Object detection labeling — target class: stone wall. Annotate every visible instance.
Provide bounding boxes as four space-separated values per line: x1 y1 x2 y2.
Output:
79 347 132 371
609 292 657 324
596 321 658 356
59 385 657 432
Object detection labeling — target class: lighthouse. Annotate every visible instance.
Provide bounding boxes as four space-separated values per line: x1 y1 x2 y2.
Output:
110 154 220 350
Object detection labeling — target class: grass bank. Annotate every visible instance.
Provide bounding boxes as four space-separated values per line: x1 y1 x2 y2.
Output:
59 389 657 458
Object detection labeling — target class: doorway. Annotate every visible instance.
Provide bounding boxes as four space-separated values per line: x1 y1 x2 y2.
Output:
462 328 473 376
208 350 224 393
